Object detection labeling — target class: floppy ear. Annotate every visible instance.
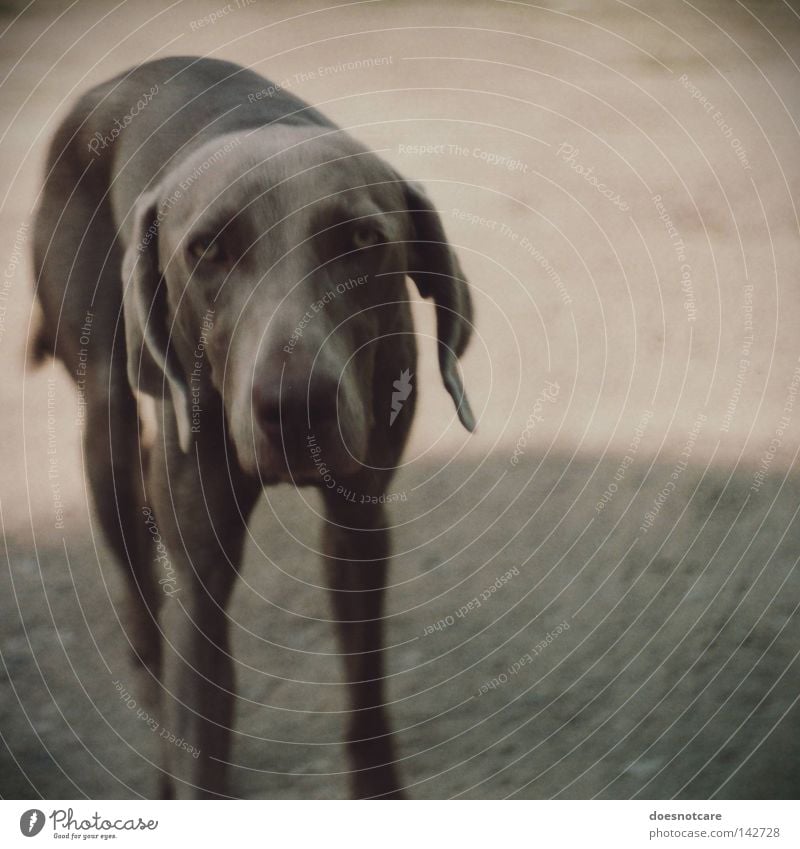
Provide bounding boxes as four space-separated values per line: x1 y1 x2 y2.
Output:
121 189 193 452
404 181 476 431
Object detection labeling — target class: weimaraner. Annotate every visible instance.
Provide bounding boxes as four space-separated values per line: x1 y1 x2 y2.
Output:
31 55 475 799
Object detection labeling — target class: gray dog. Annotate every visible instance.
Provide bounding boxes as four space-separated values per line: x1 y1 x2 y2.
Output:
32 56 475 799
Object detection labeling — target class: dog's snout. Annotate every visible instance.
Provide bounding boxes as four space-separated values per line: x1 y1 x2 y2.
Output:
253 374 339 432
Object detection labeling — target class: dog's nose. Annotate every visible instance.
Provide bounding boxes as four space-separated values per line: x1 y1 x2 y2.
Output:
253 375 339 433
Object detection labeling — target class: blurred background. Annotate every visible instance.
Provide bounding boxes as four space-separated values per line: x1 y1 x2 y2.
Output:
1 0 799 798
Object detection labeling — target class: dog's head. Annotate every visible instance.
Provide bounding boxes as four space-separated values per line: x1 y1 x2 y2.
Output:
122 126 474 482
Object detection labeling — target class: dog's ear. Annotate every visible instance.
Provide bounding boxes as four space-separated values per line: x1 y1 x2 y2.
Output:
403 181 476 431
122 188 193 452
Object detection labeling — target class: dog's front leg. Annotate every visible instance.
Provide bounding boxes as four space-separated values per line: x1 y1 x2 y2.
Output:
322 493 404 799
147 432 259 799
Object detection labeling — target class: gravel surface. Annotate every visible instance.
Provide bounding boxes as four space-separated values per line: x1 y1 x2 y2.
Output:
2 451 799 798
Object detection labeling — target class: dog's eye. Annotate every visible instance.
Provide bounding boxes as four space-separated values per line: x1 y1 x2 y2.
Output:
351 223 383 250
188 236 224 263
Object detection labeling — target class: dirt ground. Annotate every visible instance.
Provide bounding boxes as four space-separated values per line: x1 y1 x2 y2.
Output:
1 0 800 799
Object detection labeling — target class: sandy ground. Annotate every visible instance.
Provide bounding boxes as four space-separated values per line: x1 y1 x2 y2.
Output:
1 0 800 798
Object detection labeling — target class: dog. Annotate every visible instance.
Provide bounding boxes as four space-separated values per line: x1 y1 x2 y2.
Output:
31 55 475 799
